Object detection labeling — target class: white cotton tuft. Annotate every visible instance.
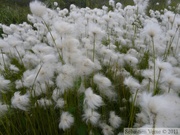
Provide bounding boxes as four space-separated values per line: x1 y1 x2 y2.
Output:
93 73 116 99
76 58 97 76
93 74 112 90
82 108 100 125
56 64 76 91
100 123 114 135
36 98 52 107
124 54 138 66
136 92 180 128
155 58 172 71
0 76 10 92
109 111 122 128
109 0 115 7
54 21 73 35
59 112 74 131
55 98 65 109
142 20 161 38
11 91 30 111
84 87 103 109
29 1 47 17
0 102 8 116
124 76 141 91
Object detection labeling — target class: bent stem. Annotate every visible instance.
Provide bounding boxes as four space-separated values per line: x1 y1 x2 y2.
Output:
42 18 64 64
31 64 43 91
14 46 24 65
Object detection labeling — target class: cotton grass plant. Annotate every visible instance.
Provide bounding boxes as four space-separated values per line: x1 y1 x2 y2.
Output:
0 0 180 134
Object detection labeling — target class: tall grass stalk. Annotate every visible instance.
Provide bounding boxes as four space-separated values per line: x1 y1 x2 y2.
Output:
151 37 157 95
42 19 64 64
128 89 139 127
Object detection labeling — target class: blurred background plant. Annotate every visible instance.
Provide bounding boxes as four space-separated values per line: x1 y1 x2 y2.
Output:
0 0 179 26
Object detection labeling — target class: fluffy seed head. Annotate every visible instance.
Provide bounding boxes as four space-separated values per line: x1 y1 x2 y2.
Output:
30 1 47 17
82 108 100 125
143 20 161 38
84 87 103 109
59 112 74 131
109 111 122 128
11 91 30 111
93 73 112 89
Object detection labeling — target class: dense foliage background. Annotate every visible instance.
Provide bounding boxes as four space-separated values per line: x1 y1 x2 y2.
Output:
0 0 179 24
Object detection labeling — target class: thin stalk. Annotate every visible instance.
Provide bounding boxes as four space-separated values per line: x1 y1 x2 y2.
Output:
128 89 139 127
8 115 22 135
152 113 157 135
164 27 179 59
132 25 137 47
168 84 171 93
132 6 138 48
14 46 24 65
31 64 42 91
174 27 180 55
1 49 6 69
148 78 151 92
92 33 96 62
163 41 169 60
42 19 64 64
170 14 176 30
45 107 53 135
151 37 156 95
154 69 161 95
106 21 110 46
25 112 37 135
64 90 68 110
88 123 91 135
0 118 10 135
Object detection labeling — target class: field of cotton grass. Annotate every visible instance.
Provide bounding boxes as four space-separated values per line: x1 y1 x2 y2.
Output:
0 0 180 134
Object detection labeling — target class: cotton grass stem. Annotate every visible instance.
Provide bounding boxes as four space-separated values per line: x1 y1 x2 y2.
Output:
151 37 157 95
1 49 6 69
31 64 43 91
152 113 157 135
164 27 179 60
88 122 92 135
174 26 180 55
0 116 10 135
168 85 171 93
154 69 161 95
170 14 176 30
14 46 24 65
128 89 139 127
92 33 96 62
25 112 37 135
148 78 151 92
42 19 64 64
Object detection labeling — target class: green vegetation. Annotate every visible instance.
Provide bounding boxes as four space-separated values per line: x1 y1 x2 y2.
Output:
0 0 29 25
0 0 179 25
